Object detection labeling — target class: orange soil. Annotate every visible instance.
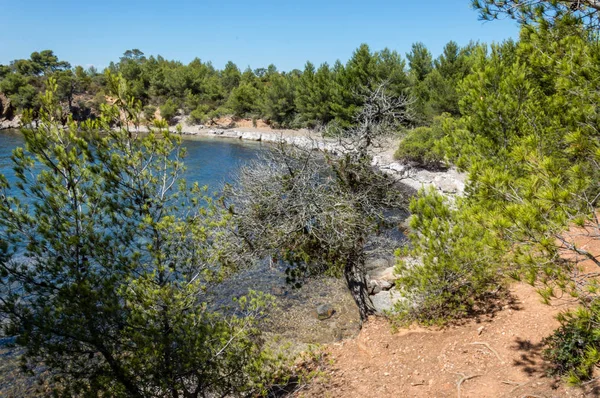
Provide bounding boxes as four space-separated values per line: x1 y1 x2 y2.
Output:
302 218 600 398
301 283 599 398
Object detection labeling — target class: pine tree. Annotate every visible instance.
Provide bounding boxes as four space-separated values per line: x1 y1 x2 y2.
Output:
263 72 296 127
295 61 334 126
0 74 285 397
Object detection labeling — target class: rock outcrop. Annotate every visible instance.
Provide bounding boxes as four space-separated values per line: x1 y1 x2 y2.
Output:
372 155 466 196
0 94 21 130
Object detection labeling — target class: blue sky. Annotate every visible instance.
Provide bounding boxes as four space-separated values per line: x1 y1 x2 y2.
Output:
0 0 519 71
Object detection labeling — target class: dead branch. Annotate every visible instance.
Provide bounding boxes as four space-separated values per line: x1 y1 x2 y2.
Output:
501 379 532 395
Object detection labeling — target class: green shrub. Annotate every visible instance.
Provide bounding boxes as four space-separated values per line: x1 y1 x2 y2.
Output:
543 301 600 384
159 99 178 124
189 106 209 125
91 91 106 111
392 189 506 325
143 105 156 121
205 106 230 124
394 114 448 169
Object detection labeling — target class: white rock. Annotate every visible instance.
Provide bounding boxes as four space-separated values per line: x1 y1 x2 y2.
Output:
220 131 242 139
369 267 396 283
387 163 406 174
371 289 404 314
240 131 262 141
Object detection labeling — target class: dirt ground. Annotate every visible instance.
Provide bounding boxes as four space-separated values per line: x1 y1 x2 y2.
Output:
300 282 600 398
300 224 600 398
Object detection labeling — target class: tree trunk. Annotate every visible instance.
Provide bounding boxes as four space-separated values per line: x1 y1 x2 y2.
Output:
99 347 145 398
344 255 376 322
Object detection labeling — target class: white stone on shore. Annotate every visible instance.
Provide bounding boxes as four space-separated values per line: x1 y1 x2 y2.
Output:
387 163 406 174
241 132 262 141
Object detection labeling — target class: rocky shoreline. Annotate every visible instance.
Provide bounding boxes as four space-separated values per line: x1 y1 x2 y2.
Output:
178 127 467 197
1 117 466 196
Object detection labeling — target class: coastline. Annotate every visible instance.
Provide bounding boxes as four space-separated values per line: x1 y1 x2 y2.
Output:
175 126 467 197
0 117 466 196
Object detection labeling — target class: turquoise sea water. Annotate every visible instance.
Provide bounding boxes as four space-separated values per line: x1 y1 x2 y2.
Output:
0 129 264 191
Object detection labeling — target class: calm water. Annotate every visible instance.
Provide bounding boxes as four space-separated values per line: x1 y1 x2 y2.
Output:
0 129 369 342
0 129 264 191
0 128 283 305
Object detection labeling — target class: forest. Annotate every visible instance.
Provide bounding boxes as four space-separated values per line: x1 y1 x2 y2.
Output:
0 0 600 397
0 40 472 130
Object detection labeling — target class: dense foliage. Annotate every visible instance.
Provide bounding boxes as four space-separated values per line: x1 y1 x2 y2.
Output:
473 0 600 29
396 14 600 381
393 189 506 325
0 75 289 397
0 42 482 129
543 300 600 384
393 114 448 169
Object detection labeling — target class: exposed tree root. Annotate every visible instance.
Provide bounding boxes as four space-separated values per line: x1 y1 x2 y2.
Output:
470 341 504 364
455 373 482 398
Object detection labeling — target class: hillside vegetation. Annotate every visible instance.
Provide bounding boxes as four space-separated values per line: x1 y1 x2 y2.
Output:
0 41 475 130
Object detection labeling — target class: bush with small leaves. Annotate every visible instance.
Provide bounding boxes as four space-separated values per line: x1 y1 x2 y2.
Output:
142 105 156 121
543 301 600 384
159 98 177 124
394 114 448 169
393 189 506 325
188 105 211 125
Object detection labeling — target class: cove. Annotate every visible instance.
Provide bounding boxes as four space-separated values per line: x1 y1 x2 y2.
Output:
0 129 265 192
0 128 363 344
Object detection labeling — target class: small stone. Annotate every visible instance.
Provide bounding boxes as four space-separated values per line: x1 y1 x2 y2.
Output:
369 266 396 282
270 286 285 296
388 163 406 173
367 279 378 294
477 326 485 335
240 131 262 141
315 304 335 320
371 289 404 314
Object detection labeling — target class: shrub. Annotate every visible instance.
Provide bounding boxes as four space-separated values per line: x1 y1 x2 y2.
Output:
394 114 448 169
159 99 178 124
91 91 106 112
543 301 600 384
0 77 293 396
143 105 156 121
188 105 211 125
392 189 506 325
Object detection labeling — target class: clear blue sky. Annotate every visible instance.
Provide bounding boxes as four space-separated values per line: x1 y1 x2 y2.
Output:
0 0 519 71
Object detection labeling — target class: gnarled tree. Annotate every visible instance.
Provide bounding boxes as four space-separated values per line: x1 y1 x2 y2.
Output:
221 85 412 321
